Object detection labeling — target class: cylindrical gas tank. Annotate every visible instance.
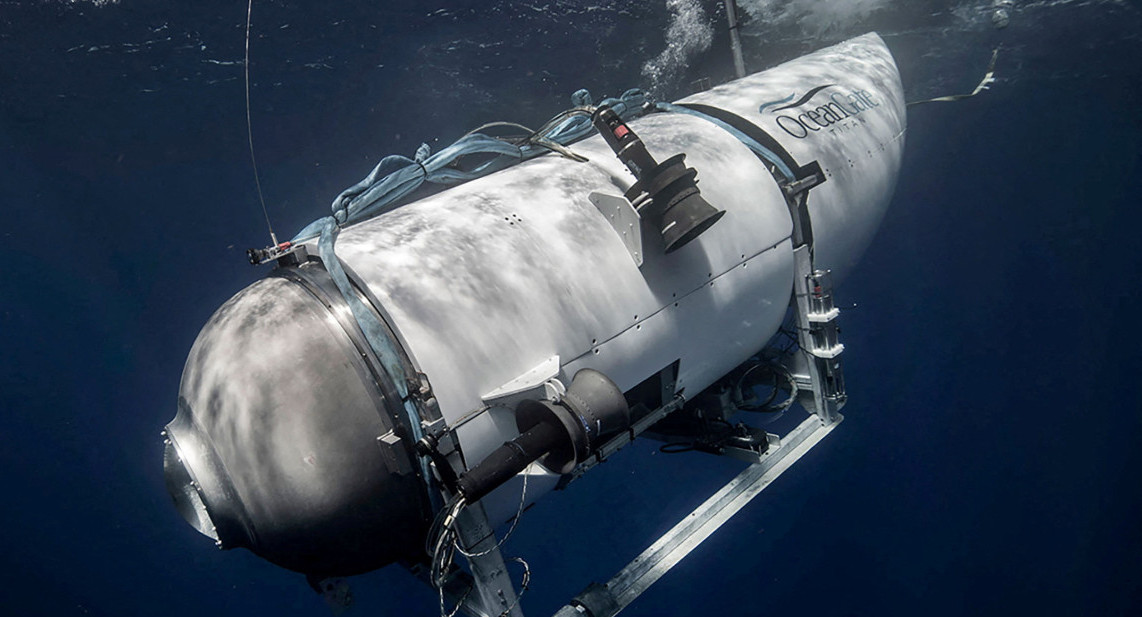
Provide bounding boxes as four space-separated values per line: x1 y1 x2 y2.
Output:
163 33 904 578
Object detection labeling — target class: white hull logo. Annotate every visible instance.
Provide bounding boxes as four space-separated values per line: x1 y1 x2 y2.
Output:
760 85 879 139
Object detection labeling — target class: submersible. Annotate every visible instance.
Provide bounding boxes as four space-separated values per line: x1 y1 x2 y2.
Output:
162 32 905 609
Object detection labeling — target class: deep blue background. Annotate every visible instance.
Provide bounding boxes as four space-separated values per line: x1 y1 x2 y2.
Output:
2 1 1140 615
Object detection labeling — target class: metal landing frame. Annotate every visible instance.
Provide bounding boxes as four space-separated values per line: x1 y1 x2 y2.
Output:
545 181 847 616
449 317 845 617
446 404 843 617
552 412 840 617
446 172 845 617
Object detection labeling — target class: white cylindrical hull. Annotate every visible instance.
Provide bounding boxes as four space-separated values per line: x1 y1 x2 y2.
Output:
327 33 905 520
164 33 906 572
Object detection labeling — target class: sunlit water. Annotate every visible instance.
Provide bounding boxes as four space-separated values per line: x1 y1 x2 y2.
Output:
1 1 1140 616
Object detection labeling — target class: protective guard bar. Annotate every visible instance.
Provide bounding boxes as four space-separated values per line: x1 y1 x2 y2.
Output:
553 413 841 617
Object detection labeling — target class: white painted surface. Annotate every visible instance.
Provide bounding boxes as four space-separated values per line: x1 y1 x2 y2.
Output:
325 33 905 522
678 32 907 279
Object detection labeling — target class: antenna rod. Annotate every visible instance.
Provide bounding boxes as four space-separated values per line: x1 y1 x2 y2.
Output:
725 0 746 78
245 0 277 246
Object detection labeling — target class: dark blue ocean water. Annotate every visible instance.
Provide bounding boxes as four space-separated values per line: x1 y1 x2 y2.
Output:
2 1 1140 615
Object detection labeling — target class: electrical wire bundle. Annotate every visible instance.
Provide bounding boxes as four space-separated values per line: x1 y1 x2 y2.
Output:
290 88 651 243
426 473 531 617
732 361 798 414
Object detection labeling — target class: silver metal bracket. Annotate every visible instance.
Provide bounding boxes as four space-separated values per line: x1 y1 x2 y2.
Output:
588 192 643 267
716 429 782 465
248 240 306 266
781 170 824 199
790 247 846 421
376 431 413 476
481 355 563 408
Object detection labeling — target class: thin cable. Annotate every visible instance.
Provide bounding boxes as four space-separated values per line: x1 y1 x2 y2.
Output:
245 0 276 245
430 497 467 590
463 121 537 140
455 471 529 558
496 557 530 617
430 473 532 617
733 362 780 411
424 496 457 557
908 48 999 106
291 92 649 242
429 496 474 617
765 363 799 414
438 583 472 617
